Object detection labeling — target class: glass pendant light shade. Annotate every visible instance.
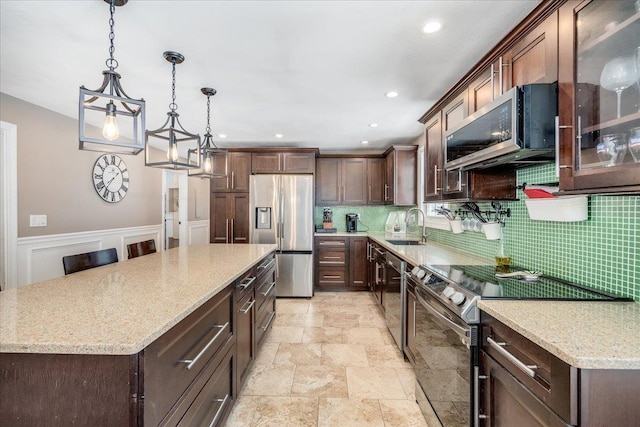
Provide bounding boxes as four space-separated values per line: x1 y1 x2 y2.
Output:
79 0 145 155
188 88 229 179
145 51 201 170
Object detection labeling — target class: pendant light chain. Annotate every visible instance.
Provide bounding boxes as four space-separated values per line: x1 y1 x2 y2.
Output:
206 94 212 134
106 0 118 71
170 61 178 112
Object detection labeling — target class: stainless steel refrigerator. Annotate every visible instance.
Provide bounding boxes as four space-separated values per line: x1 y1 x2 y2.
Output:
250 175 314 297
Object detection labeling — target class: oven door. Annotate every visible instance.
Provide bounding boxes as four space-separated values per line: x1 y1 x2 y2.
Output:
414 286 477 427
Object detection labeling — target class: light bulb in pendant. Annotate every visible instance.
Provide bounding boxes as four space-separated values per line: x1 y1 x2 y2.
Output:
102 102 120 141
167 136 179 162
203 156 212 173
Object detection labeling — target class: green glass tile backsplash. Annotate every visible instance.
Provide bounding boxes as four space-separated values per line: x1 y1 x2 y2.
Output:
317 165 639 301
429 165 640 301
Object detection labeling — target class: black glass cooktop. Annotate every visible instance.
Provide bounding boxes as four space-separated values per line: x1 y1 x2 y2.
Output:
427 264 631 301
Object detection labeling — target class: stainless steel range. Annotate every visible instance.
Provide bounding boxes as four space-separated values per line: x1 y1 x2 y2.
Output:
407 263 630 427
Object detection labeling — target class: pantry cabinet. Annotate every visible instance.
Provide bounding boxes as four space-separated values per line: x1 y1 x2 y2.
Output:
210 193 250 244
557 0 640 193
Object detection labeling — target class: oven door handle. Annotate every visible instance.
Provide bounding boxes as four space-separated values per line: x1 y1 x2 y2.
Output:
415 288 471 343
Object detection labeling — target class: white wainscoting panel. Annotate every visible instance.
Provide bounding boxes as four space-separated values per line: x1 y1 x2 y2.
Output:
187 220 210 246
16 225 163 287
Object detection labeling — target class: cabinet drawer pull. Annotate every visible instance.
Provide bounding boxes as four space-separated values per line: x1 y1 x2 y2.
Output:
261 311 276 330
323 275 341 279
179 322 229 370
258 257 276 271
261 281 276 296
323 256 342 259
240 299 255 314
319 261 344 265
207 394 231 427
318 241 345 246
237 276 256 290
487 336 537 378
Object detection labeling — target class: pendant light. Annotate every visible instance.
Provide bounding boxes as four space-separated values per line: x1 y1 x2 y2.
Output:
79 0 145 154
188 88 228 179
145 51 201 170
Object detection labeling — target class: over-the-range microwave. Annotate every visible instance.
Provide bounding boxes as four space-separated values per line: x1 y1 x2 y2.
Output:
445 82 558 171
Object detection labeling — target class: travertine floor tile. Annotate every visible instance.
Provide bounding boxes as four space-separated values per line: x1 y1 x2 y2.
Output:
323 312 360 328
277 300 310 314
291 365 348 398
254 342 279 365
346 366 407 399
274 343 322 366
307 303 342 313
343 327 385 345
321 343 369 367
265 326 304 343
317 398 385 427
242 364 295 396
357 313 388 327
253 396 318 427
379 399 429 427
365 344 410 368
396 367 417 400
301 326 344 343
274 313 325 327
225 395 258 426
380 328 398 346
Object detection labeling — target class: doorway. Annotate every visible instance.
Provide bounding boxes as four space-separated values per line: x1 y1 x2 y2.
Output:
162 170 188 250
0 121 18 290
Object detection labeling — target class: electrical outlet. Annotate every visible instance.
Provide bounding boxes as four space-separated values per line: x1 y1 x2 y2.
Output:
30 214 47 227
356 213 361 220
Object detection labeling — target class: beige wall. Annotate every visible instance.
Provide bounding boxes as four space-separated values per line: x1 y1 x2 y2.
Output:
1 93 163 237
188 176 210 221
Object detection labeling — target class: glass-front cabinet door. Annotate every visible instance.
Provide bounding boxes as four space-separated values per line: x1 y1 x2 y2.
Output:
559 0 640 192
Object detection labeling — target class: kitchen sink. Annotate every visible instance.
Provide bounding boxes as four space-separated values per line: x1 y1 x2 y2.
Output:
385 239 422 246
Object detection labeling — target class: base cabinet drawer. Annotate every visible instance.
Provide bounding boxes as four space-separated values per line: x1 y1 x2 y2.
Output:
144 287 234 425
255 298 276 348
236 288 255 390
255 266 276 313
317 248 346 265
317 268 347 286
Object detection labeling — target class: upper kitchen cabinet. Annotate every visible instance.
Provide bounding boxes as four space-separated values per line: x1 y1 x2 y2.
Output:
316 157 367 205
441 92 470 200
384 146 417 205
424 113 443 202
211 152 252 192
367 158 386 205
469 11 558 114
558 0 640 193
251 150 317 174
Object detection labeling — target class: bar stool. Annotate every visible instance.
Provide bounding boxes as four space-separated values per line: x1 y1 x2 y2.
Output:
62 248 119 275
127 239 157 259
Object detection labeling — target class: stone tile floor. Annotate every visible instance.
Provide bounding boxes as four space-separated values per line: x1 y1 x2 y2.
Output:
225 291 430 427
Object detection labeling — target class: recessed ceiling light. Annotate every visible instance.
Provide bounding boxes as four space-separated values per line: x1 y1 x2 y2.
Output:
422 21 443 34
218 134 227 139
274 133 284 138
385 91 399 98
361 140 369 144
369 123 379 128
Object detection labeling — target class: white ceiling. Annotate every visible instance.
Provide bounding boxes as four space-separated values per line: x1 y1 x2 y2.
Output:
0 0 539 153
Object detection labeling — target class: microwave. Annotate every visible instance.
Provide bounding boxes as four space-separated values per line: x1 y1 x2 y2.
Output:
444 82 557 171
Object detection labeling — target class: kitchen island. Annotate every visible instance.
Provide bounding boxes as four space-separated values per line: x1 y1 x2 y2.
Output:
0 243 277 427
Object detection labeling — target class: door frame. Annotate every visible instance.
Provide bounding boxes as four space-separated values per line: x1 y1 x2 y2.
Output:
161 170 188 249
1 121 18 290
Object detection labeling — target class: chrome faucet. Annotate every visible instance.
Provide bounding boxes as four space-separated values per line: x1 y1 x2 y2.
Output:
406 207 429 243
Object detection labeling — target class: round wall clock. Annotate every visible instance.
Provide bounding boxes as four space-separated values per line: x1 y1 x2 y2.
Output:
92 154 129 203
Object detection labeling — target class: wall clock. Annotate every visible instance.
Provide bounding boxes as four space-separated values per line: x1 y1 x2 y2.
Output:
92 154 129 203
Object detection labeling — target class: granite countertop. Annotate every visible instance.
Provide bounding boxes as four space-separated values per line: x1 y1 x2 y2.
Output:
478 300 640 369
0 244 277 355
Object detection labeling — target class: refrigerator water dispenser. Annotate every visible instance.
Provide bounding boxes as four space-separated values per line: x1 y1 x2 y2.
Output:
256 207 271 229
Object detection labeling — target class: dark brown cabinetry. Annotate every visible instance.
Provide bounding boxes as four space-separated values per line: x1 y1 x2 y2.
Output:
349 236 368 288
251 151 316 174
441 92 471 200
366 158 386 204
479 312 640 427
211 152 251 192
404 281 417 365
424 113 443 201
255 253 277 349
315 158 367 205
314 236 368 291
0 253 277 427
558 0 640 194
384 146 417 205
367 239 386 309
210 193 249 244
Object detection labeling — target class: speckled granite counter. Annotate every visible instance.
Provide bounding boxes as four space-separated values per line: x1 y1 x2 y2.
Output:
478 300 640 369
0 244 277 355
